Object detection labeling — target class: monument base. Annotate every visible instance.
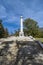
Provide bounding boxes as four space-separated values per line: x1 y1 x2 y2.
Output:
19 32 24 36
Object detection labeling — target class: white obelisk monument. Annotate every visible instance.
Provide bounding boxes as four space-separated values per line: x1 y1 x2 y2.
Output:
19 16 24 36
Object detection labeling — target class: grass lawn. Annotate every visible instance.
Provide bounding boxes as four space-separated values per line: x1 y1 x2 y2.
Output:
35 38 43 43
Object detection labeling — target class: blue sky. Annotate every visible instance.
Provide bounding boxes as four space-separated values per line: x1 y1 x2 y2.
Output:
0 0 43 34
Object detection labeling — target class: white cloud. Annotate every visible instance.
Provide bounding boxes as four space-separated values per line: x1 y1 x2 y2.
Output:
5 16 17 22
0 0 43 27
0 5 7 19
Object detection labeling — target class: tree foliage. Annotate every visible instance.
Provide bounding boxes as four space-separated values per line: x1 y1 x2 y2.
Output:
23 18 39 37
0 20 9 38
14 30 19 36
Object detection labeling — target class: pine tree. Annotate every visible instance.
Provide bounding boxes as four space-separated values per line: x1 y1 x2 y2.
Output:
0 20 9 38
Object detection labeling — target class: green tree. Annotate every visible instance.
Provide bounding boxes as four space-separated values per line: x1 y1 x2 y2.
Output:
14 30 19 36
0 20 9 38
40 30 43 38
23 18 39 37
4 28 9 37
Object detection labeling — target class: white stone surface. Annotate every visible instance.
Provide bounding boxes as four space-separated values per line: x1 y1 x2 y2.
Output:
0 36 35 43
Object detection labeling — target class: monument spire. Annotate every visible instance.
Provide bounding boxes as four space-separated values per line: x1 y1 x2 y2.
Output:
19 16 24 36
20 16 23 33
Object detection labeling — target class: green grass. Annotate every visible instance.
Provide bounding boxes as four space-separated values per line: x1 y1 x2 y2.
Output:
35 38 43 43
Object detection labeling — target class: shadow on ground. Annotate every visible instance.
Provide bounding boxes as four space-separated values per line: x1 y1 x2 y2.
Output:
0 41 43 65
14 41 43 65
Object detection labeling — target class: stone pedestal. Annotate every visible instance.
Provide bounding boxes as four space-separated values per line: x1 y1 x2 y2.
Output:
19 32 24 36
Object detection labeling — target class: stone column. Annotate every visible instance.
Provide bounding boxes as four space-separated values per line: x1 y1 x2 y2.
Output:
20 16 23 33
19 16 24 36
